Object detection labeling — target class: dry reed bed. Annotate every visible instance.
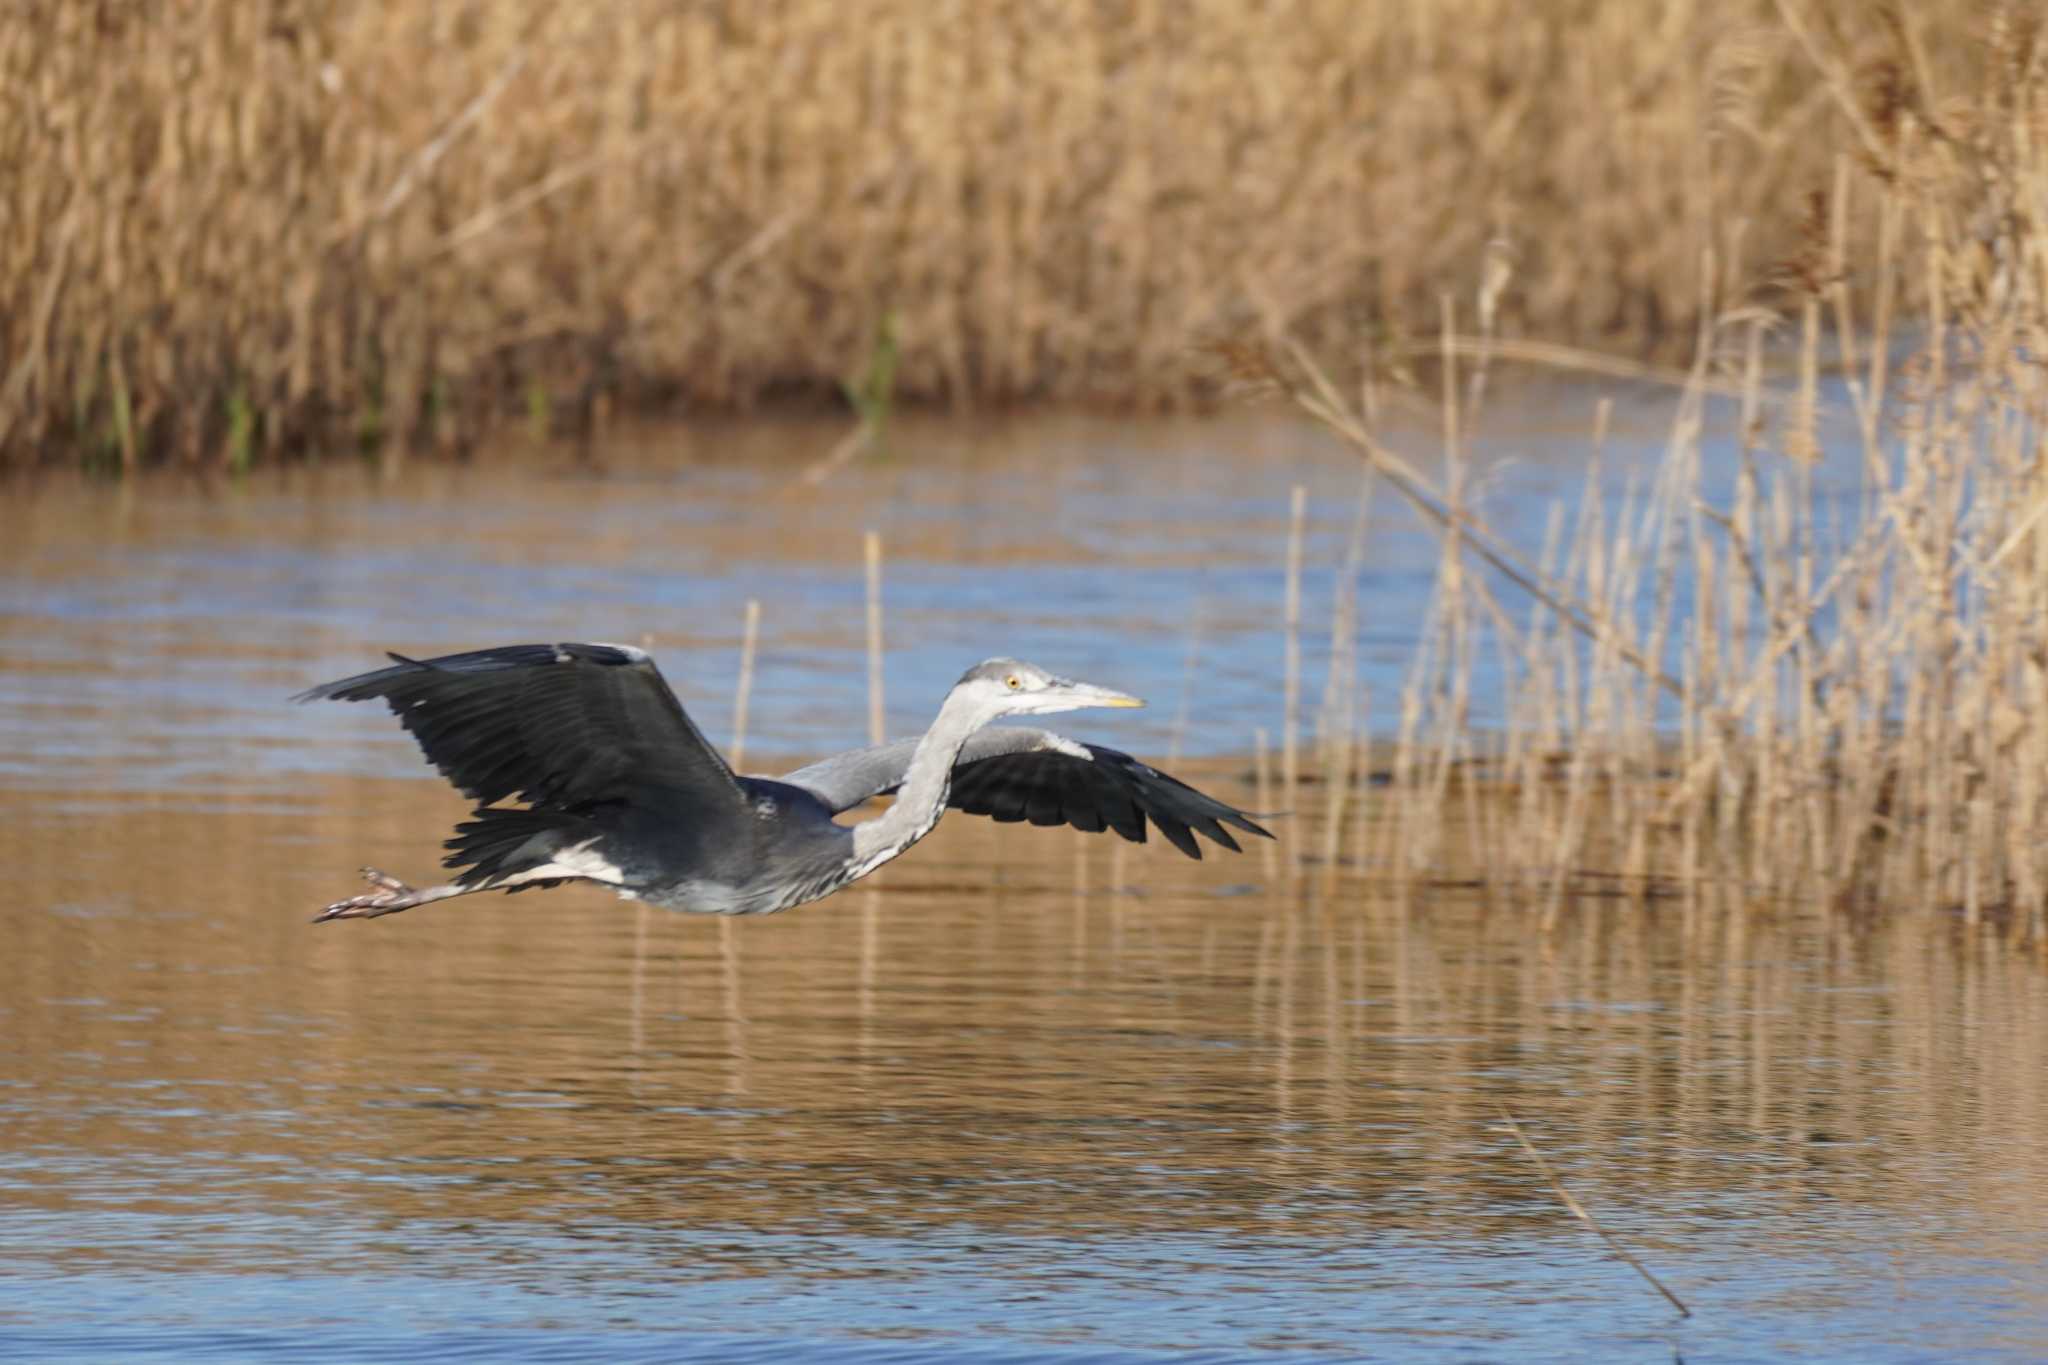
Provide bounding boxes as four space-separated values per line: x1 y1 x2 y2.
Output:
1275 5 2048 933
0 0 1972 469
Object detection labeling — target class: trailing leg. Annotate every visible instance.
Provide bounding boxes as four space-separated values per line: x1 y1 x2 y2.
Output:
313 866 488 923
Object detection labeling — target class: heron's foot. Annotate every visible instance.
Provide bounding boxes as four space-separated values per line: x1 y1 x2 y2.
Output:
313 867 422 923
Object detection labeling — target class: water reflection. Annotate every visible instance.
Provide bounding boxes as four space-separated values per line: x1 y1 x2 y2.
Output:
2 410 2040 1359
4 774 2047 1360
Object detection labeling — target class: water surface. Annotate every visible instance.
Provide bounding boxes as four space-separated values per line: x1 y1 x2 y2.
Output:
3 411 2043 1361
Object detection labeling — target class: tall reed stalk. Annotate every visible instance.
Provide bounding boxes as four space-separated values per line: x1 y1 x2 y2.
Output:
865 530 886 746
730 598 762 773
1274 6 2048 934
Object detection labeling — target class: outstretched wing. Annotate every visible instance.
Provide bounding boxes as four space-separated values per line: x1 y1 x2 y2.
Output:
295 642 747 816
781 727 1273 859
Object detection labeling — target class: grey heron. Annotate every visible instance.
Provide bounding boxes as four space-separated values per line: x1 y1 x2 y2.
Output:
297 643 1271 922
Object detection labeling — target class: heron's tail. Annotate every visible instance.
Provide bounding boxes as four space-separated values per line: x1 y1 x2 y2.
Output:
443 807 601 888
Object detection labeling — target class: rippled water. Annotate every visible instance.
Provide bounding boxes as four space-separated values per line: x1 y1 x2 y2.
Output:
4 414 2046 1361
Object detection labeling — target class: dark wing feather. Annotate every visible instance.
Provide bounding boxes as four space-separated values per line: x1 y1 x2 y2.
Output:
777 727 1271 860
946 743 1270 860
294 642 746 817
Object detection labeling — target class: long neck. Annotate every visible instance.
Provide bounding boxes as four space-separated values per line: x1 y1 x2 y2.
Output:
848 689 989 871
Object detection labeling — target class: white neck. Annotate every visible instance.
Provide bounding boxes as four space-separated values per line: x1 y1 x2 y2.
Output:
847 688 994 872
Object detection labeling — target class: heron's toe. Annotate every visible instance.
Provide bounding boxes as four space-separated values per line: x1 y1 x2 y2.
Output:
313 883 414 923
359 866 412 893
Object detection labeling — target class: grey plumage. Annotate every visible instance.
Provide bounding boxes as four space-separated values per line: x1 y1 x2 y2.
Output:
296 643 1271 923
784 728 1267 857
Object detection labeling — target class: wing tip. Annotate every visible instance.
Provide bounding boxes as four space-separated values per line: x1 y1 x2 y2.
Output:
292 642 662 704
293 650 433 704
1153 817 1202 859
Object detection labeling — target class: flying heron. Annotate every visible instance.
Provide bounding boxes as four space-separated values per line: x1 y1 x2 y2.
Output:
297 643 1271 922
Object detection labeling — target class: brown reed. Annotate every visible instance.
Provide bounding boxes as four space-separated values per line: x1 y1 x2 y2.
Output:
1281 3 2048 934
0 0 1976 470
729 598 762 774
865 529 886 746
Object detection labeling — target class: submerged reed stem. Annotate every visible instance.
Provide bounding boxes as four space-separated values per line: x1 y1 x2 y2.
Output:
1495 1107 1692 1318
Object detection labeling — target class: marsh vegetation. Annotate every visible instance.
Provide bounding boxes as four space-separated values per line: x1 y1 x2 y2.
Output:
0 1 2006 467
1257 3 2048 933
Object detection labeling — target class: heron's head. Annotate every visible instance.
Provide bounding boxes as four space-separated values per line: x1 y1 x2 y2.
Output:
954 658 1145 718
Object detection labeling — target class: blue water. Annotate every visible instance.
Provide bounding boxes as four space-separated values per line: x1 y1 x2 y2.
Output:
0 395 1868 796
5 402 2043 1363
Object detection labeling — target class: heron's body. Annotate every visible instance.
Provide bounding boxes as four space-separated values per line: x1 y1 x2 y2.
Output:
296 642 1270 922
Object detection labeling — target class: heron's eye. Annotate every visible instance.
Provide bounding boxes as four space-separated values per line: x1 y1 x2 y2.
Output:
1006 675 1022 690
